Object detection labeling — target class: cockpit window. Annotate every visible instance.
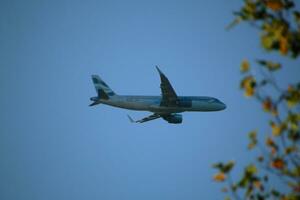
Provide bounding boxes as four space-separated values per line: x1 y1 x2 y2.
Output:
208 98 217 103
208 98 221 103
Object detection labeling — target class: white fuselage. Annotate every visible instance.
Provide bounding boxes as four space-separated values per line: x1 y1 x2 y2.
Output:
93 95 226 114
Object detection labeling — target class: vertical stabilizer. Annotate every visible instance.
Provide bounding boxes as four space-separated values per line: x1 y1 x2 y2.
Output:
91 75 116 99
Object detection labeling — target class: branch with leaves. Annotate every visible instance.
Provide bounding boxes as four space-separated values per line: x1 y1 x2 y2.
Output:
213 1 300 200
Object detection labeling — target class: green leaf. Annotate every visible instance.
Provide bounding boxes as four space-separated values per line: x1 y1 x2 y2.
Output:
271 189 280 197
238 176 248 188
294 11 300 24
212 161 235 174
256 59 281 71
248 131 257 140
248 130 257 150
246 164 258 175
226 17 241 30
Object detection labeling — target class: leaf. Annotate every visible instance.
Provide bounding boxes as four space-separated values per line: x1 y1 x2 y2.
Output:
240 60 250 73
246 164 258 175
261 34 275 50
248 131 257 150
265 0 284 11
245 185 253 197
286 85 300 108
271 158 285 170
226 17 241 30
294 11 300 24
240 76 256 97
213 161 235 174
260 18 290 55
270 121 286 136
256 60 281 71
237 176 248 188
279 35 289 55
223 161 235 173
248 130 257 140
285 146 297 155
248 142 256 150
265 136 275 146
213 172 227 182
212 162 224 171
253 180 262 190
262 97 272 112
271 189 280 197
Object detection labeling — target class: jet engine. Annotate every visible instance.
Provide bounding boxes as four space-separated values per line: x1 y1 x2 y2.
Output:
162 114 183 124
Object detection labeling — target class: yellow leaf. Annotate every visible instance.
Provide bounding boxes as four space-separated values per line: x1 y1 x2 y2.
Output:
266 0 284 11
240 60 250 73
271 158 285 170
256 60 281 71
262 98 272 112
246 164 257 175
254 180 262 190
248 142 256 150
245 88 255 97
285 146 297 155
213 172 226 182
286 86 300 108
279 36 288 55
240 76 256 97
261 34 274 50
266 137 275 146
270 122 285 136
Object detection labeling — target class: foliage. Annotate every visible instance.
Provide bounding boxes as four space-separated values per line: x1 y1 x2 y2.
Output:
227 0 300 58
213 1 300 199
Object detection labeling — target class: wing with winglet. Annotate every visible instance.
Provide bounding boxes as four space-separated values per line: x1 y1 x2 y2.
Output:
127 113 183 124
156 66 179 107
127 114 161 123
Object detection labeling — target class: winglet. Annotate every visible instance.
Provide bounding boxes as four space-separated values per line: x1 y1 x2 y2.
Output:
156 65 163 75
127 114 136 123
89 101 99 106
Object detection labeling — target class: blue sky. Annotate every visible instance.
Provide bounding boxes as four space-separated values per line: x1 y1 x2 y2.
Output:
1 1 299 200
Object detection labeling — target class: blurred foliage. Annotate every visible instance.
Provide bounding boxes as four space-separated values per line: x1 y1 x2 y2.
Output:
213 1 300 200
227 0 300 58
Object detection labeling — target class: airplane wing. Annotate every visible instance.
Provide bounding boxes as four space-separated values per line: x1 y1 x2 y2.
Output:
156 66 179 106
127 114 161 123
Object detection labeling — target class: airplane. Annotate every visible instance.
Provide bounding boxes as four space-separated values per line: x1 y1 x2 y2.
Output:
89 66 226 124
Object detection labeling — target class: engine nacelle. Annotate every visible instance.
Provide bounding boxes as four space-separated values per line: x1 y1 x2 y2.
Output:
163 114 183 124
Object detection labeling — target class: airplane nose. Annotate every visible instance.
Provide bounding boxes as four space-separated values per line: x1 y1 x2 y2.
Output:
220 102 226 110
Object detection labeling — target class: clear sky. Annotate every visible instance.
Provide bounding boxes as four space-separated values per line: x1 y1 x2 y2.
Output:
1 1 299 200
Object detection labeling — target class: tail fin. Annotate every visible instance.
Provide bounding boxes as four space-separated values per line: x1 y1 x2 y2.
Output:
91 75 116 99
